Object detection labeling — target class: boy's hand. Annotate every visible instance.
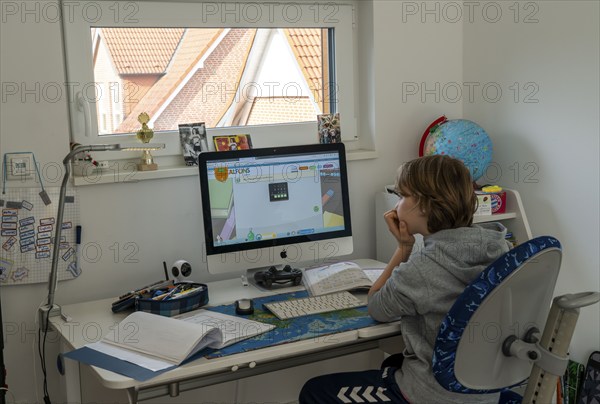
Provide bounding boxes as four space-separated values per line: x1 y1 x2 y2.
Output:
384 209 415 249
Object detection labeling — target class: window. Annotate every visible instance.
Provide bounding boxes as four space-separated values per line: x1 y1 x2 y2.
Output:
92 28 332 134
63 1 358 164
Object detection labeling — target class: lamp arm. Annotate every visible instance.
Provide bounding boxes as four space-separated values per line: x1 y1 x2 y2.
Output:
46 152 74 310
43 143 162 320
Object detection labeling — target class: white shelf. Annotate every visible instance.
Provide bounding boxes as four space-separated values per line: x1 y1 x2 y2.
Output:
375 188 533 262
473 212 517 223
72 149 378 186
73 165 198 186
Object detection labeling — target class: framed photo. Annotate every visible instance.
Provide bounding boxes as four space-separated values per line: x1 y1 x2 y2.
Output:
213 134 253 152
178 122 208 166
317 113 341 144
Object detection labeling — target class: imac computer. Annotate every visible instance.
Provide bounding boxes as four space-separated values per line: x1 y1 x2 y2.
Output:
198 143 353 275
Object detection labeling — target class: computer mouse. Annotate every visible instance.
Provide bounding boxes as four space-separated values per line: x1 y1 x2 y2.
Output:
235 298 254 315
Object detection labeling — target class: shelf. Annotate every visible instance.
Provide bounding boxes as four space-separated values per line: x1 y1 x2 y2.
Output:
473 212 518 223
72 149 378 186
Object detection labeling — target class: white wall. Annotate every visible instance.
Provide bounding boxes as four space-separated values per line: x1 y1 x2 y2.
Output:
463 0 600 362
0 0 597 402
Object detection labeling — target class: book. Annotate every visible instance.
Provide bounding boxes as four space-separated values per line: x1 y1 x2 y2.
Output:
213 134 253 151
303 261 383 297
92 310 274 369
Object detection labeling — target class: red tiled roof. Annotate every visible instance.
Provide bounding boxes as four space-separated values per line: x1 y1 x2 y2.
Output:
153 29 256 130
101 28 185 75
247 97 316 125
284 28 324 101
118 28 225 132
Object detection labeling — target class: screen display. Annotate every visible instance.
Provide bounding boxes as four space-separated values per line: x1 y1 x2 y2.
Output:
198 144 352 255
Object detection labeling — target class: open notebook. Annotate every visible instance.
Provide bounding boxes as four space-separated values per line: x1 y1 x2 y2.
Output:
84 310 274 372
303 261 384 296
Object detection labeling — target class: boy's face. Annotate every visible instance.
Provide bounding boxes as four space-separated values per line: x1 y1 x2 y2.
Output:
395 195 429 235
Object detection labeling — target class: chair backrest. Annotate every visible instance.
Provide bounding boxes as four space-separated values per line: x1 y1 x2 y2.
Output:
432 236 562 394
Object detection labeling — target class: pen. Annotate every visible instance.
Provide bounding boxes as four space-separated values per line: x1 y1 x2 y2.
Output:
169 286 201 300
118 279 166 299
76 225 82 273
163 261 169 280
159 285 182 301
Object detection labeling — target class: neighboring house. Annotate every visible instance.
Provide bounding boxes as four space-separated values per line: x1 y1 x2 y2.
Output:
92 27 326 135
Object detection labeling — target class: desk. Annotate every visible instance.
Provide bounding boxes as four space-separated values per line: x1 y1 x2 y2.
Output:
50 259 402 403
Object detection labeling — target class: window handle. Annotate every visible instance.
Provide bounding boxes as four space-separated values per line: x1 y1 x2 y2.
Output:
76 92 91 137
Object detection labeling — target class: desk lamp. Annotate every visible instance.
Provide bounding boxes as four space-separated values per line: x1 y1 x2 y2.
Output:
38 143 165 326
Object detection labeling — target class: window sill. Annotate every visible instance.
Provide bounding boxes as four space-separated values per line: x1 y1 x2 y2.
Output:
72 149 378 186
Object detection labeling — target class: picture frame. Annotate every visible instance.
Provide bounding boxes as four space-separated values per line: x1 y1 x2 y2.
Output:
178 122 209 166
317 113 341 144
213 134 253 152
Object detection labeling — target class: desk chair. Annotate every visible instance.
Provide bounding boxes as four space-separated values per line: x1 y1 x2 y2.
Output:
433 236 600 403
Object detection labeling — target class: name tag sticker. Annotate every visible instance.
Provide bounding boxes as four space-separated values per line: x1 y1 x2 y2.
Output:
62 247 75 261
19 217 35 226
21 200 34 211
38 225 53 233
20 230 35 239
36 238 51 246
20 237 35 247
20 244 35 253
2 237 17 251
40 217 55 226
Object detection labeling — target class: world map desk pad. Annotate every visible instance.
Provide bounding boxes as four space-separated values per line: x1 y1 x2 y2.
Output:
63 291 381 382
200 290 379 359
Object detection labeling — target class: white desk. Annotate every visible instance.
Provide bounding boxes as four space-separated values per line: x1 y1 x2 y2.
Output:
50 259 402 403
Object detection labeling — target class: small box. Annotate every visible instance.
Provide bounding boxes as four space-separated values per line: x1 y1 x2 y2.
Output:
475 193 492 216
476 189 507 215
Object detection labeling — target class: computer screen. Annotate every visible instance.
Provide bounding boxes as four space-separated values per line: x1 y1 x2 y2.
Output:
198 143 353 274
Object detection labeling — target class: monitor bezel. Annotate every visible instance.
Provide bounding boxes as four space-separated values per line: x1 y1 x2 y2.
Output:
198 143 352 257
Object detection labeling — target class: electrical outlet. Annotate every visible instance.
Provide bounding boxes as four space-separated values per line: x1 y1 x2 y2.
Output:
5 153 33 180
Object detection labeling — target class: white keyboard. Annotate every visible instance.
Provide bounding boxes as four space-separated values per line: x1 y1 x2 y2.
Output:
264 291 365 320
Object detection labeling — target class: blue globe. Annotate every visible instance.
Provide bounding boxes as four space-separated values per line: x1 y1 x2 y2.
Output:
422 118 492 181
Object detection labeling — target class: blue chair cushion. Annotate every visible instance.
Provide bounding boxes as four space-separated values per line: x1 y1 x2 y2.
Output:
432 236 561 395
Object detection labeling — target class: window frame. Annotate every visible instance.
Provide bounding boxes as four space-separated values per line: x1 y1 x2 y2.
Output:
62 0 359 163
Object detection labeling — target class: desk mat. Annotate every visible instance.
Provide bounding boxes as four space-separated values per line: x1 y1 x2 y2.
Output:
197 290 378 360
64 291 380 382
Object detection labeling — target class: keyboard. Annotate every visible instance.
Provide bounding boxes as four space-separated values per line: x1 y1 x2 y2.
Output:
263 291 365 320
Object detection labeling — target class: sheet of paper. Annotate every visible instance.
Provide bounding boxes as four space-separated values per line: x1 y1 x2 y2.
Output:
101 311 214 364
87 341 175 372
177 310 275 348
303 261 373 296
363 268 385 283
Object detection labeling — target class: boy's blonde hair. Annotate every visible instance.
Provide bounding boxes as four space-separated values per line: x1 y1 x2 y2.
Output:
396 155 477 233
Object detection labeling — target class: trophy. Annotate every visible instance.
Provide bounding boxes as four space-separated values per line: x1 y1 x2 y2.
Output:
136 112 158 171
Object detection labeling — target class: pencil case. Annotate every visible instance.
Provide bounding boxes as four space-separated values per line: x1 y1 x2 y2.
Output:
135 282 209 317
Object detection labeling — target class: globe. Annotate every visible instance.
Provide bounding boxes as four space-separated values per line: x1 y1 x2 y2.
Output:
421 117 492 181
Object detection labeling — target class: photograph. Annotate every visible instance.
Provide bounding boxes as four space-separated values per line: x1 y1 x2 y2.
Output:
317 113 341 144
178 122 208 165
213 134 253 152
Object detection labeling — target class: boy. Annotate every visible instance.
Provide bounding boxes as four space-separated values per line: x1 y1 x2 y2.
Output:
299 155 512 403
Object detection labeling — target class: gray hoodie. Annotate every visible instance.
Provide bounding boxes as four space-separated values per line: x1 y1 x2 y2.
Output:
369 222 513 403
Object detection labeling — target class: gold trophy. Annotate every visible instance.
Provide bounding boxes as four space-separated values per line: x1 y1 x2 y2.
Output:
136 112 158 171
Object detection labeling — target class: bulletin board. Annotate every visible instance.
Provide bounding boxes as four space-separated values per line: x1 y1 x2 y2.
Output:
0 187 80 286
